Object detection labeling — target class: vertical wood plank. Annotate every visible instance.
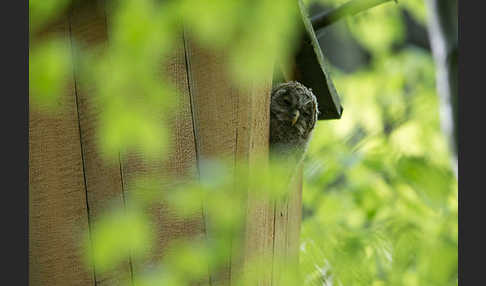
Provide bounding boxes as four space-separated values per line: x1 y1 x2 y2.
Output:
100 2 208 283
184 36 276 285
69 0 122 233
272 169 303 284
238 81 275 286
272 197 289 285
29 21 95 286
286 167 303 277
118 33 207 283
184 39 238 286
69 2 133 285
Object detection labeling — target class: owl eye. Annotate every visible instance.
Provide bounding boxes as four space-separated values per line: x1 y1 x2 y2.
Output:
282 97 291 105
304 102 314 114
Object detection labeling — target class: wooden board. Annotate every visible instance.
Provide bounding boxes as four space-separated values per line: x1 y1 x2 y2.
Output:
184 37 238 286
272 169 303 285
116 32 208 284
184 34 277 285
286 167 303 283
272 196 289 285
29 20 95 286
237 79 275 286
287 168 303 264
69 2 133 285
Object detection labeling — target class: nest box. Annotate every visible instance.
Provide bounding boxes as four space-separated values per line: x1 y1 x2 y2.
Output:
275 0 344 120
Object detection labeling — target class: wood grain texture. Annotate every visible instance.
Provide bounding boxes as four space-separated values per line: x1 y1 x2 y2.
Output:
69 0 123 232
184 35 276 286
29 21 95 286
69 2 133 285
286 167 303 280
287 168 303 261
238 83 275 286
184 39 235 286
272 196 289 286
272 170 303 285
117 33 207 283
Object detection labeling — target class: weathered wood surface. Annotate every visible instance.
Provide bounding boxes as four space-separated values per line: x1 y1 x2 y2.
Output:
117 34 208 284
237 73 275 286
29 20 94 286
69 2 133 285
29 1 304 285
184 38 240 285
287 168 303 265
184 35 279 285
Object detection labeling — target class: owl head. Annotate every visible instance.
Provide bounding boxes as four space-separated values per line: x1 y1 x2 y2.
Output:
270 81 318 138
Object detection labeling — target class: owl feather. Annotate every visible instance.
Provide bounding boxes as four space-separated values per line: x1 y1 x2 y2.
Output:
269 81 319 184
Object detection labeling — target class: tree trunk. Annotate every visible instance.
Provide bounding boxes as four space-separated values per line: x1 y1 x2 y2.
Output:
425 0 458 176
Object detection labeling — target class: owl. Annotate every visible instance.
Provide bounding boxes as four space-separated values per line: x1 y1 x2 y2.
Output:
269 81 318 169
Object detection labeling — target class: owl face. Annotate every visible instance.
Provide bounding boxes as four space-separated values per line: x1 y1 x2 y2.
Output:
270 81 318 138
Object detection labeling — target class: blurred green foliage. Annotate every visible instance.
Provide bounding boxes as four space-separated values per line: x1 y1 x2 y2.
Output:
29 0 71 31
85 204 154 273
300 1 457 285
29 0 457 285
29 38 72 111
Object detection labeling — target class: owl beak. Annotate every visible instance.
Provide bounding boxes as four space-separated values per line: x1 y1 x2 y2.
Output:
291 110 300 126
